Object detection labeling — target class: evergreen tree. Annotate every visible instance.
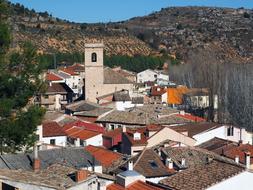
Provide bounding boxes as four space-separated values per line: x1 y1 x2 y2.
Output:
0 0 45 153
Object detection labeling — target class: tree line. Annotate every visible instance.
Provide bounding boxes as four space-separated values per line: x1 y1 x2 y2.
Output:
169 48 253 132
41 52 169 73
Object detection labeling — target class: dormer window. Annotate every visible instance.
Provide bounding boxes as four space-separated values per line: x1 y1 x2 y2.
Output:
91 52 97 62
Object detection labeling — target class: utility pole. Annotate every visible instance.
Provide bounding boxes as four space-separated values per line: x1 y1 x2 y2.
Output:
53 53 57 69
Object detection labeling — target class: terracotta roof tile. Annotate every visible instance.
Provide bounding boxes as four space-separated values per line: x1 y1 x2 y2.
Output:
64 127 101 140
150 86 167 96
107 180 163 190
42 122 66 137
223 144 253 165
160 159 244 190
46 73 63 81
124 128 148 146
60 68 78 76
103 128 123 138
63 120 105 133
85 145 123 168
175 113 206 122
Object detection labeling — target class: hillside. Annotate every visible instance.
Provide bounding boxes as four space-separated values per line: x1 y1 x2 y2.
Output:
7 3 153 56
121 6 253 63
7 3 253 63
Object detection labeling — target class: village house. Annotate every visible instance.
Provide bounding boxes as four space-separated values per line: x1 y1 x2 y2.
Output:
107 162 163 190
158 146 247 190
169 122 251 145
149 85 167 104
121 125 196 155
137 69 169 86
0 147 103 173
58 67 84 99
198 137 253 169
36 82 74 111
85 145 127 174
0 165 99 190
37 121 67 148
96 104 202 130
63 122 103 147
103 128 123 150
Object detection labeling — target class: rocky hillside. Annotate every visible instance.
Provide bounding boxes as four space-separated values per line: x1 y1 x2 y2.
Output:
121 7 253 63
7 3 153 56
7 3 253 63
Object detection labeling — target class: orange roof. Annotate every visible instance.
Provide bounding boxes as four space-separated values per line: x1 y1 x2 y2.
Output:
224 144 253 165
175 114 206 122
107 180 163 190
167 86 188 105
150 86 167 96
64 126 101 140
46 73 63 81
60 68 78 76
85 145 122 167
42 121 66 137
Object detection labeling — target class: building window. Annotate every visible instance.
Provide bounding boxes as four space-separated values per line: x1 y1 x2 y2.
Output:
110 124 115 130
50 139 56 145
227 126 234 136
44 95 49 99
91 52 97 62
149 160 158 168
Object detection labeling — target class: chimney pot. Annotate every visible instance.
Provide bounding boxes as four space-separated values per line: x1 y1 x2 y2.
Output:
128 160 133 171
181 158 186 167
76 169 88 183
235 155 239 164
245 152 251 169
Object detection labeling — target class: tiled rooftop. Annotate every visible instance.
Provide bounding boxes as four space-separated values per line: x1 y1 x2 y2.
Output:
97 105 192 125
46 73 63 81
169 122 222 137
0 164 93 190
85 145 125 172
134 149 171 178
43 121 66 137
107 180 163 190
159 159 244 190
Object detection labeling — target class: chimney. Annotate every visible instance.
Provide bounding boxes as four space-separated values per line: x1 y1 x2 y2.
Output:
33 145 40 172
128 160 133 171
122 126 126 133
235 155 239 164
75 169 88 183
166 158 173 169
133 132 141 141
75 138 80 147
181 158 186 167
245 152 251 169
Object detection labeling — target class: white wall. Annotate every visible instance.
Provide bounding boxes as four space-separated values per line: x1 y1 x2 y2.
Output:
207 171 253 190
137 69 158 83
194 126 248 145
116 101 132 111
42 136 67 147
85 134 103 146
161 92 168 103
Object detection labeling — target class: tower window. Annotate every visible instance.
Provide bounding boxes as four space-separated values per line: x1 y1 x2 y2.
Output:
91 52 97 62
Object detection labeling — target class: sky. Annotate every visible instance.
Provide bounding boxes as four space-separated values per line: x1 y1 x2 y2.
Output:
9 0 253 23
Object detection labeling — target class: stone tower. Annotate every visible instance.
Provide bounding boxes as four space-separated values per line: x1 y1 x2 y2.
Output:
84 43 104 101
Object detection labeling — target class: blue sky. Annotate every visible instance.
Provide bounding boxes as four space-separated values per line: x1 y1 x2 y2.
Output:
9 0 253 23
